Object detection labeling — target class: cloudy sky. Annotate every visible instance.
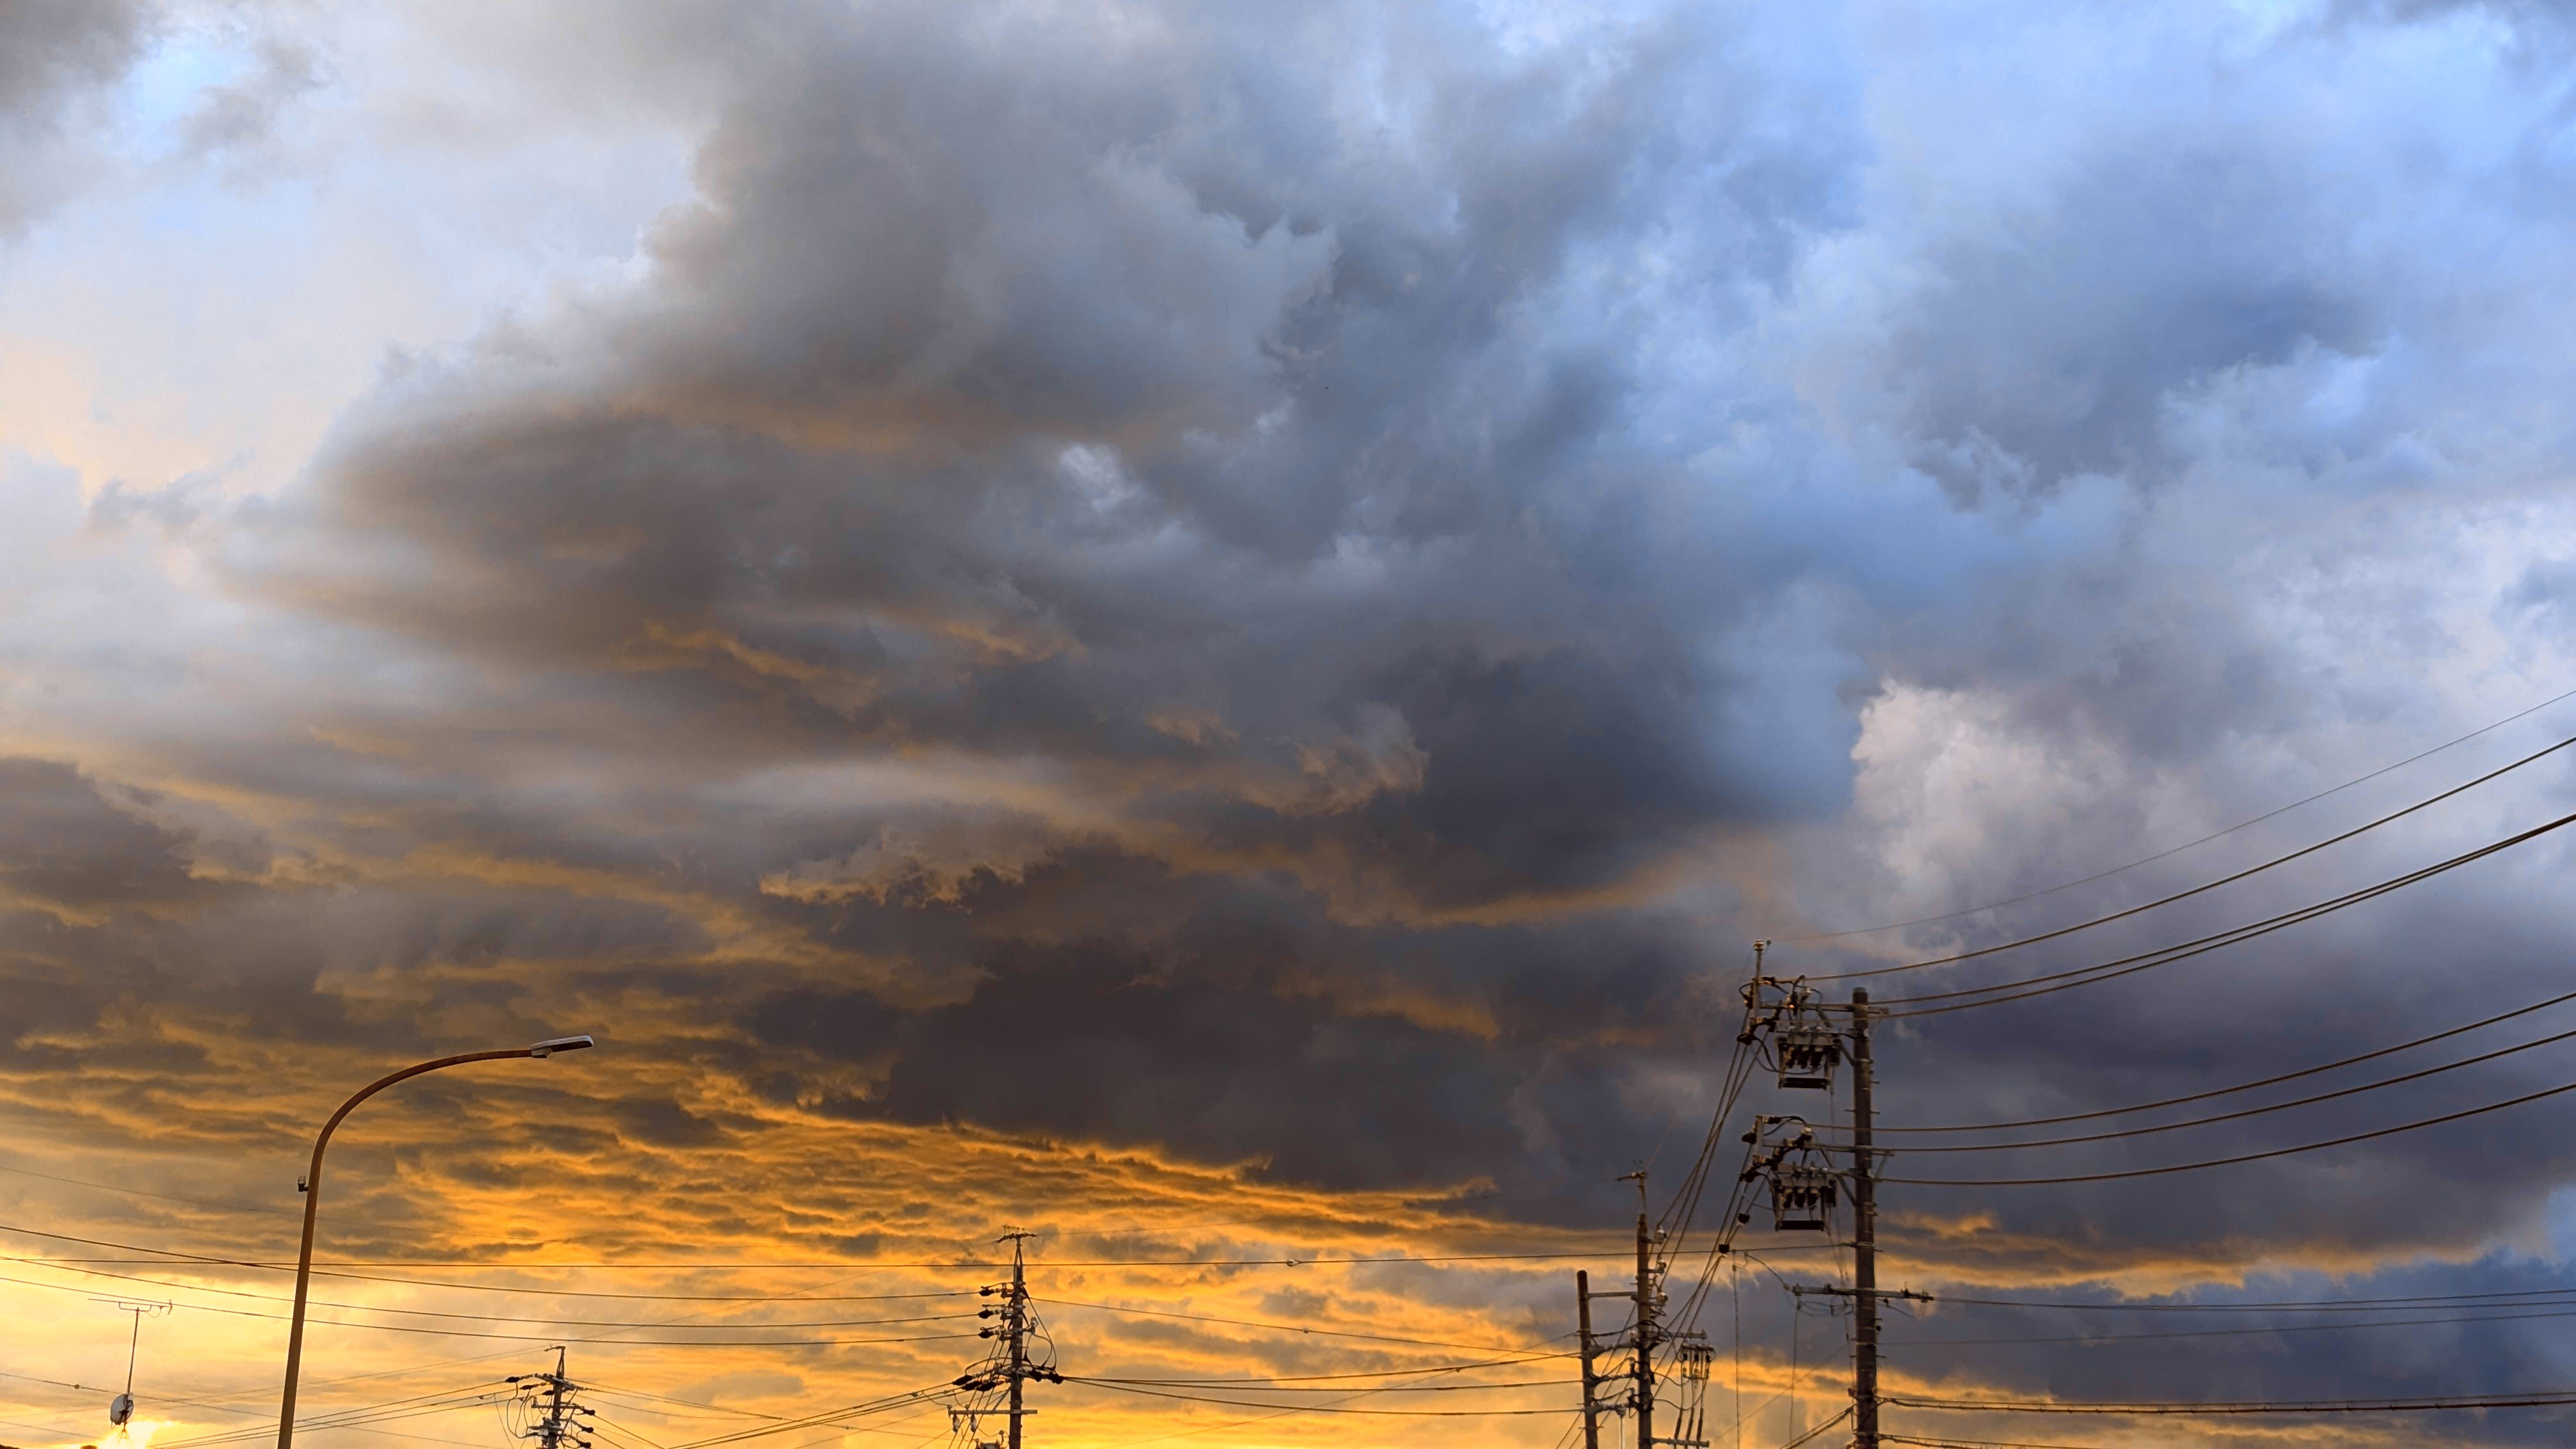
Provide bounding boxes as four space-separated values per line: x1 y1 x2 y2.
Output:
6 0 2576 1445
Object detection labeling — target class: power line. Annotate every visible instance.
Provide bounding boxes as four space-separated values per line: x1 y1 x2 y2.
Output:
655 1386 963 1449
575 1384 787 1423
0 1414 91 1439
1791 682 2576 940
1 1256 985 1326
1059 1377 1575 1416
1886 1388 2576 1414
1068 1363 1574 1449
1074 1353 1567 1384
1808 730 2576 983
0 1220 1621 1271
0 1264 989 1344
1876 986 2576 1133
1775 1406 1853 1448
1878 809 2576 1016
1076 1378 1575 1395
1840 1022 2576 1153
1889 1303 2576 1346
155 1384 521 1449
0 1161 297 1218
1037 1294 1577 1354
1884 1075 2576 1185
1896 1423 2133 1433
0 1221 1611 1302
1941 1286 2576 1313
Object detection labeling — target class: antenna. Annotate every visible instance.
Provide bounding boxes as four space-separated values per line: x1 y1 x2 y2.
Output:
91 1300 169 1433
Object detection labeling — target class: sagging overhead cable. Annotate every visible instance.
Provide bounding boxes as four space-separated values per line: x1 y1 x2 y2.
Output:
1804 729 2576 983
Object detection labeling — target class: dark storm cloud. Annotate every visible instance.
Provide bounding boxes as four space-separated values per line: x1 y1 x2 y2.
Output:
18 0 2576 1428
195 0 2576 1252
0 759 205 914
254 0 1862 924
730 850 1726 1206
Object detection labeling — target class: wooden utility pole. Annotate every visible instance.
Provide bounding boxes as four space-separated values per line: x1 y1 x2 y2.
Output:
1004 1232 1032 1449
1577 1270 1604 1449
1850 988 1878 1449
1629 1174 1657 1449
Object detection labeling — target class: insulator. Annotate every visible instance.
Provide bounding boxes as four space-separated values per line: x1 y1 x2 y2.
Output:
1776 1027 1839 1090
1770 1165 1838 1231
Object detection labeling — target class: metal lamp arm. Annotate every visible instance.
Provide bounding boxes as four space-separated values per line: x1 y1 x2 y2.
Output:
277 1047 544 1449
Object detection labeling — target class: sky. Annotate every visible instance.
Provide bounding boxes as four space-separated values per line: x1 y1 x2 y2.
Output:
4 0 2576 1446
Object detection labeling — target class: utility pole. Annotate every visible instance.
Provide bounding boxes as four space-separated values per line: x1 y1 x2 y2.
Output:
514 1348 588 1449
953 1232 1061 1448
1745 972 1925 1449
1623 1170 1658 1449
1848 988 1878 1449
1002 1230 1032 1449
1577 1270 1602 1449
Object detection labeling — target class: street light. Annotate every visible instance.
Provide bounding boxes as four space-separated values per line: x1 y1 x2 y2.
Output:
275 1036 596 1449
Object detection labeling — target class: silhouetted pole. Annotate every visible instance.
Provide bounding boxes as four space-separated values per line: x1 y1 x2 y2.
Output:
1634 1188 1656 1449
1850 991 1878 1449
1006 1237 1029 1449
277 1036 594 1449
1577 1269 1602 1449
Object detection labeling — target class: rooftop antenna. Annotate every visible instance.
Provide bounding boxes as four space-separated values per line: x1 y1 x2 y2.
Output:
93 1300 170 1435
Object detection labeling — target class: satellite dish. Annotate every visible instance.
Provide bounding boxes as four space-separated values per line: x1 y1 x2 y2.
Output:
109 1395 133 1427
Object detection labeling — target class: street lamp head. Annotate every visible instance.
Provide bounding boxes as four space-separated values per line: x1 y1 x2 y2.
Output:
528 1034 596 1058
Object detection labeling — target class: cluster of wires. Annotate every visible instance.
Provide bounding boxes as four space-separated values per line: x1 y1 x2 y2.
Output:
153 1381 524 1449
1748 979 2576 1187
1627 698 2576 1445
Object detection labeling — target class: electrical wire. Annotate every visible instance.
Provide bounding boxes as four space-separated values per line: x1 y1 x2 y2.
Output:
1885 1388 2576 1414
1836 1022 2576 1153
0 1222 993 1300
80 1346 537 1413
277 1252 1624 1268
1802 729 2576 979
156 1384 520 1449
576 1384 786 1422
0 1416 90 1442
1036 1294 1575 1354
1059 1377 1574 1416
1771 1404 1851 1448
1896 1423 2133 1433
1656 986 1767 1271
0 1255 987 1327
1073 1353 1567 1385
1070 1364 1563 1449
1940 1286 2576 1313
1792 683 2576 941
0 1161 296 1218
1884 1075 2576 1185
0 1219 1627 1272
655 1386 962 1449
1071 1378 1575 1395
1876 986 2576 1133
1889 1304 2576 1346
0 1262 990 1344
1878 809 2576 1016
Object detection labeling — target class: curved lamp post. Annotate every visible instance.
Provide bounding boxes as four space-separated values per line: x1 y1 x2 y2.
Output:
276 1035 596 1449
